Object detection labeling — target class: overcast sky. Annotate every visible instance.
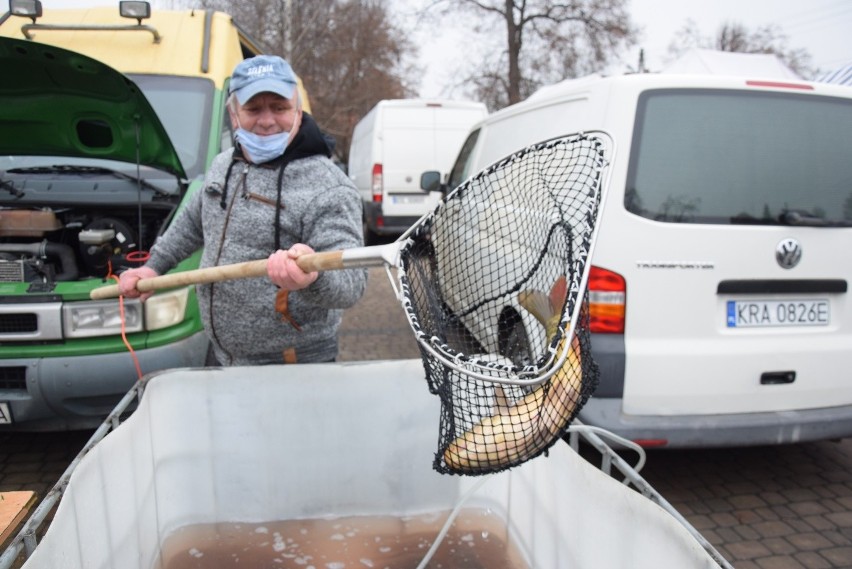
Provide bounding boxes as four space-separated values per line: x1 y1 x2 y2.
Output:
403 0 852 97
21 0 852 97
625 0 850 72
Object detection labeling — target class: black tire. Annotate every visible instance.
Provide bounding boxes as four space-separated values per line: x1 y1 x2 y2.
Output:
363 219 381 246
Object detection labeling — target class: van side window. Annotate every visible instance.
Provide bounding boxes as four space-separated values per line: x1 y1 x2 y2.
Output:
447 129 481 190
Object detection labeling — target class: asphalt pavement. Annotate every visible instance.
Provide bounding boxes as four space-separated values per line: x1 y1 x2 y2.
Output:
2 266 852 568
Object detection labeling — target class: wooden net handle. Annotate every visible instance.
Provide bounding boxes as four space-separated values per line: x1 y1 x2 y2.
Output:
89 251 346 300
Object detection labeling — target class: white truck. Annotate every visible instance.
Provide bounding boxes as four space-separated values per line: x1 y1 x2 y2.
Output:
348 99 487 244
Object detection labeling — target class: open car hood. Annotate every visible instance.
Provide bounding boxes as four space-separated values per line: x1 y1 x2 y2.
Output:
0 36 186 179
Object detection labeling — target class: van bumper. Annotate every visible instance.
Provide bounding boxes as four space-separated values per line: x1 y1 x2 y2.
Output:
0 332 209 432
578 398 852 448
363 202 420 236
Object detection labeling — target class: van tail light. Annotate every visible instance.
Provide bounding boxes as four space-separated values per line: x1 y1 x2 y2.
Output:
588 266 625 334
745 80 813 91
371 163 383 203
634 439 668 448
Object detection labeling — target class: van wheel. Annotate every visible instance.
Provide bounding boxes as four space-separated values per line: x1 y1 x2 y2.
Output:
499 312 534 369
363 221 381 246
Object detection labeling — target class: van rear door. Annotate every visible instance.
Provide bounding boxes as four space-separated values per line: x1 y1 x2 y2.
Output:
381 103 452 218
381 103 486 218
380 104 441 219
610 85 852 418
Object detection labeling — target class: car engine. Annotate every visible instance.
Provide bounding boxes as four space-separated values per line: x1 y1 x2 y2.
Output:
0 206 171 290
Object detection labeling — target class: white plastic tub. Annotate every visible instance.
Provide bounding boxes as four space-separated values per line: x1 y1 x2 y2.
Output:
16 360 723 568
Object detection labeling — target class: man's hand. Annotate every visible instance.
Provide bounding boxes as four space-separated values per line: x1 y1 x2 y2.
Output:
118 266 159 302
267 244 319 291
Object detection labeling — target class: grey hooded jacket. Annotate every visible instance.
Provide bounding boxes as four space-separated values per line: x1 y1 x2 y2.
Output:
145 114 367 364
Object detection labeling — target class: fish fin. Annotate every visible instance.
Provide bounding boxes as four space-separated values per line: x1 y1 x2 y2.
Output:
549 275 568 315
518 275 568 339
545 275 568 339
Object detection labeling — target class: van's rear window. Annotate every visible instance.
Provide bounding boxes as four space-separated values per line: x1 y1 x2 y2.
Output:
626 89 852 226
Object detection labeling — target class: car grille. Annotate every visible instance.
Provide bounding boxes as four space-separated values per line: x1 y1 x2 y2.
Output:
0 366 27 390
0 300 63 341
0 313 37 333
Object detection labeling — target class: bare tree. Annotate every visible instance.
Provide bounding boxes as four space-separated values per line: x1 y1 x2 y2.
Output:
194 0 417 163
667 19 816 79
296 1 418 163
431 0 638 110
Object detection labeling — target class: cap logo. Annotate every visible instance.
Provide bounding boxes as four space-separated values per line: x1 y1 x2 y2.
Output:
247 64 274 76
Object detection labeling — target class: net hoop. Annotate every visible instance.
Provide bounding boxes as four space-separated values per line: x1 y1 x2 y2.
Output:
397 131 613 387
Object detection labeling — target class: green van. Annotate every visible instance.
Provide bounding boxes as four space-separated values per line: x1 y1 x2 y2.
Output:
0 1 306 430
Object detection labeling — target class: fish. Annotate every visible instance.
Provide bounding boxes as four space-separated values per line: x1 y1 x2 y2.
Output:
442 275 583 473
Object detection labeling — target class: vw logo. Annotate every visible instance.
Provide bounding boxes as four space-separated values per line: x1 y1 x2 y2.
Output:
776 238 802 269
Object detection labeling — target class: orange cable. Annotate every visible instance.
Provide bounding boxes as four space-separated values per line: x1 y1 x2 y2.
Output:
108 274 143 380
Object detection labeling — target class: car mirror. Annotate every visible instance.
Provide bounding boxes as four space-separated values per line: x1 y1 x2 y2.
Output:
420 170 442 193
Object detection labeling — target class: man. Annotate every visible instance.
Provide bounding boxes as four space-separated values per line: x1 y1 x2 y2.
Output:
119 55 367 365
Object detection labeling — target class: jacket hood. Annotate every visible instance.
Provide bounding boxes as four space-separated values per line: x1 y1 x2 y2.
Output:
0 36 186 179
284 113 334 161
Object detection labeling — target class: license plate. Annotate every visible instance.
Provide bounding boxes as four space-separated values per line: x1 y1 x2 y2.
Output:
0 402 11 424
389 194 425 205
726 299 830 328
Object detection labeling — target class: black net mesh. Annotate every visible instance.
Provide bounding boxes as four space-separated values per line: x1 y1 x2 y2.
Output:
397 133 609 475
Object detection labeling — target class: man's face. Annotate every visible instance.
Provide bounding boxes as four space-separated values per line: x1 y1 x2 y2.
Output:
231 92 301 137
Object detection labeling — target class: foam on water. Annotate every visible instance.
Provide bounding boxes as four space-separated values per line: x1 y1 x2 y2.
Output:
154 509 529 569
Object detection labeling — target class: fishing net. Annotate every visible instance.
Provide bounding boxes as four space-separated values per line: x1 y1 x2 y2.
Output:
91 131 612 476
396 132 610 475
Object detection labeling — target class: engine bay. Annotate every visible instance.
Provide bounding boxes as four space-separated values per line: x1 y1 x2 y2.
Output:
0 204 175 291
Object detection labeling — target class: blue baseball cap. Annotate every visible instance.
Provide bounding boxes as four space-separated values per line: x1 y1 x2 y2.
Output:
229 55 298 104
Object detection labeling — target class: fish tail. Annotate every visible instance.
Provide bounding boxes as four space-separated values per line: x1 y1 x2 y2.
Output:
517 289 552 326
518 275 567 339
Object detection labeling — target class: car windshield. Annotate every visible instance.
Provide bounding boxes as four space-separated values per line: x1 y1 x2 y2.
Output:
626 89 852 226
129 74 214 180
447 129 482 190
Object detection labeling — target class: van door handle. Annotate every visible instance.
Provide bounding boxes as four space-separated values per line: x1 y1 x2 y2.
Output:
760 371 796 385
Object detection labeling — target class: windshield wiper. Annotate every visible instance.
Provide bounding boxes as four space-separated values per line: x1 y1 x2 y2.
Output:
7 165 172 196
779 210 826 226
779 209 850 227
0 175 24 199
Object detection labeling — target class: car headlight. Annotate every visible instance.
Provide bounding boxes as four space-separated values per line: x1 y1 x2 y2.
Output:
62 287 190 338
144 287 190 330
63 298 143 338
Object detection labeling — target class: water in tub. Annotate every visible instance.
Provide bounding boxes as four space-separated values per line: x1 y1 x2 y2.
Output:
155 508 530 568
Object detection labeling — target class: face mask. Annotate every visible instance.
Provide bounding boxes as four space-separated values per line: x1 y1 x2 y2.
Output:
234 129 290 164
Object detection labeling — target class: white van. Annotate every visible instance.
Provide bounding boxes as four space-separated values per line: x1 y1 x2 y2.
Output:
348 99 487 244
442 72 852 448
